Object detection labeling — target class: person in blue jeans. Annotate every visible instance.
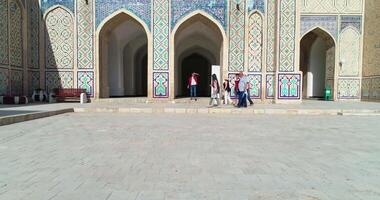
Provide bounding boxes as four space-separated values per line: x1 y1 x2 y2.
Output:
187 72 199 101
237 72 248 108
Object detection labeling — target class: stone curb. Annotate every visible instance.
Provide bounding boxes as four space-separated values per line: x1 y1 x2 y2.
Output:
0 108 74 126
73 107 380 116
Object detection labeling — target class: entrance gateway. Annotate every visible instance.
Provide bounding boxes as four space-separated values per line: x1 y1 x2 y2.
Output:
11 1 367 103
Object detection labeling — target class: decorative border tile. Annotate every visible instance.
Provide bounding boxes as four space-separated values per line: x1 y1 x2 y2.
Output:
278 73 302 100
153 72 169 98
78 71 95 97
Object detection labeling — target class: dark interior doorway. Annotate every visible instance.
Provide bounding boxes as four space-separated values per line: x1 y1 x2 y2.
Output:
179 53 211 97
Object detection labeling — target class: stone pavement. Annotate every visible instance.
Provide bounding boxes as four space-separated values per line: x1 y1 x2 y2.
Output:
0 113 380 200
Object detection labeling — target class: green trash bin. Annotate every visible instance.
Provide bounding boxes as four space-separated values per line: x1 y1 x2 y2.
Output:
324 86 332 101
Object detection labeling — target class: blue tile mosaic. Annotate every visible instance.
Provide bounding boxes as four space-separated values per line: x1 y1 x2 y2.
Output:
248 0 265 14
95 0 151 29
341 15 362 33
171 0 227 30
41 0 74 14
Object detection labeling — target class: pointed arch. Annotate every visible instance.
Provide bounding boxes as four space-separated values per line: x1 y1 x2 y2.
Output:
95 9 153 98
170 10 228 99
247 11 264 72
339 26 361 76
301 26 337 46
96 9 151 36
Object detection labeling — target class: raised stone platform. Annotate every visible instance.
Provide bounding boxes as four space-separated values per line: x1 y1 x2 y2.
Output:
1 100 380 126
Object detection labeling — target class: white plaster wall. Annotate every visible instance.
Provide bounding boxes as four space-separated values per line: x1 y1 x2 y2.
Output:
307 37 327 97
107 20 147 96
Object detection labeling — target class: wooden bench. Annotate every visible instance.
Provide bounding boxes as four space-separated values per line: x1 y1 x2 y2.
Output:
53 88 87 102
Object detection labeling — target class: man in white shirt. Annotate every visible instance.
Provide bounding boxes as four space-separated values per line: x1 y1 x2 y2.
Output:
237 72 248 108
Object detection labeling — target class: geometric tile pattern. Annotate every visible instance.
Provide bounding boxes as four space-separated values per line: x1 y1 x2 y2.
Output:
0 0 8 65
171 0 227 30
338 78 361 99
248 12 263 72
45 71 74 92
266 74 275 99
341 15 362 33
247 0 265 13
9 0 23 68
153 72 169 98
301 15 338 39
77 0 94 69
266 0 276 72
28 71 40 95
339 27 361 76
247 74 262 99
228 0 245 72
278 73 302 100
10 69 23 96
279 0 296 72
301 0 363 14
78 71 94 97
29 0 40 69
153 0 169 71
41 0 74 14
45 7 74 69
95 0 151 29
0 67 9 95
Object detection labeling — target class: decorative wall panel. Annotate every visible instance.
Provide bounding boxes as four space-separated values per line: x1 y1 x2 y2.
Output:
45 7 74 69
339 27 360 76
45 71 74 92
96 0 151 28
248 12 263 72
228 0 245 72
153 0 169 71
300 16 338 39
248 0 265 13
77 0 93 69
171 0 227 29
41 0 74 14
29 0 39 69
341 15 362 33
266 74 275 98
78 71 94 96
266 0 275 72
338 78 361 99
9 0 23 68
279 0 296 72
247 74 262 99
301 0 363 14
10 69 23 95
0 0 8 65
0 67 9 95
28 71 40 95
278 73 302 99
153 72 169 98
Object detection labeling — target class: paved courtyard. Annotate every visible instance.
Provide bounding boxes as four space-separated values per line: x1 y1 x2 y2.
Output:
0 113 380 200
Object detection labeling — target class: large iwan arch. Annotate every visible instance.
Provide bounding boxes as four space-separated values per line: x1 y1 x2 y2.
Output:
170 11 228 99
95 10 153 98
300 27 337 99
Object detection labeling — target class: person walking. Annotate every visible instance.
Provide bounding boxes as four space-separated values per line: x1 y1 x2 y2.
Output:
233 74 240 106
187 72 199 101
237 72 248 108
223 78 231 105
209 74 220 106
246 81 254 106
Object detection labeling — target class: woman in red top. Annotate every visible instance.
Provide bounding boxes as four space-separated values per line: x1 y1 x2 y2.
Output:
187 72 199 101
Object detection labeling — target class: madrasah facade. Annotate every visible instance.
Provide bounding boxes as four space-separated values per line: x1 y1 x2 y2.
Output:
0 0 379 103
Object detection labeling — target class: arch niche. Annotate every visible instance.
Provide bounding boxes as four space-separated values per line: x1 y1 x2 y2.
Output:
300 28 336 99
96 10 152 98
170 11 228 98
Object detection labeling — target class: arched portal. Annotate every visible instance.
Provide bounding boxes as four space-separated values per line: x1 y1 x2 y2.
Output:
300 28 336 99
97 11 149 98
171 11 227 98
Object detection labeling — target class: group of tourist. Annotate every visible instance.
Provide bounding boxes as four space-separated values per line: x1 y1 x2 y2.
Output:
187 72 253 108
